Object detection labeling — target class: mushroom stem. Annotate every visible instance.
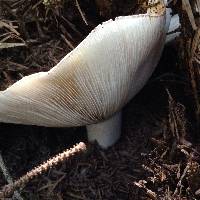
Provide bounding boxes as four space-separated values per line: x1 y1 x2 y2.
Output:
86 112 121 148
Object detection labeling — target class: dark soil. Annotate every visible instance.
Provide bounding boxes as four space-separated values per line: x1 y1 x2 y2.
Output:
0 0 200 199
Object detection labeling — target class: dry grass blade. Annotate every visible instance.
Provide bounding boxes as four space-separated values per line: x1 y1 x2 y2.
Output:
188 28 200 130
0 21 20 36
191 28 200 64
0 142 86 199
166 89 189 146
61 34 74 49
182 0 197 30
0 42 26 49
0 20 25 47
1 60 28 71
75 0 88 25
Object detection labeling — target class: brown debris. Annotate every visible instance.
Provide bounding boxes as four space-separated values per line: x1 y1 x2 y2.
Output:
0 0 200 199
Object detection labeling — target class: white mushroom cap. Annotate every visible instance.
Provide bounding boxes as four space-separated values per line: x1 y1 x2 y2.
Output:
0 1 168 147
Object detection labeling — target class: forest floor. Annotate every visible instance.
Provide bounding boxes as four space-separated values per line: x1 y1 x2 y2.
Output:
0 0 200 199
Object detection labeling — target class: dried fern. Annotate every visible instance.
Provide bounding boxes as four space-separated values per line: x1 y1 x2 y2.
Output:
0 142 86 198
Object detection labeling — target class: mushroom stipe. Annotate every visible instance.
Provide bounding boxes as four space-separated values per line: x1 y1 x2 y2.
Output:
0 1 171 148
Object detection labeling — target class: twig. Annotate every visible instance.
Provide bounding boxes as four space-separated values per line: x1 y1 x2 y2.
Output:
0 142 86 198
0 153 24 200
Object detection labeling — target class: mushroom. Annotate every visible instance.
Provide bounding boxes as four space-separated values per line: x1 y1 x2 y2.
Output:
0 1 171 148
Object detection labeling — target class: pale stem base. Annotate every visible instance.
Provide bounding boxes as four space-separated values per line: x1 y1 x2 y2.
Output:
86 112 121 149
